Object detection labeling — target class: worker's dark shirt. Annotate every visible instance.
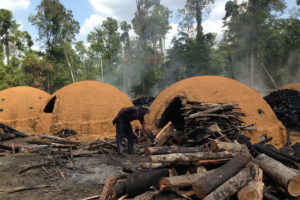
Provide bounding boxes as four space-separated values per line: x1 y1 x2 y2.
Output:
114 106 145 124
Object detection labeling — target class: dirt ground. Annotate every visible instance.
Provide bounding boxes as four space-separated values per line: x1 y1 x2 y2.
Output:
0 137 147 200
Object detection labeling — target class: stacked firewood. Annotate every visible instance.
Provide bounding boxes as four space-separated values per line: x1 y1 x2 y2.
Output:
181 99 256 146
105 139 300 200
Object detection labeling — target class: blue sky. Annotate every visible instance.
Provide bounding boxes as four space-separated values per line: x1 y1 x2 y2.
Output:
0 0 298 50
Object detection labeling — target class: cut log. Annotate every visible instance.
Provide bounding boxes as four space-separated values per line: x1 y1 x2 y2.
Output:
140 162 168 169
150 151 241 164
109 182 126 199
125 168 169 196
210 140 248 152
237 164 264 200
192 151 252 199
255 153 300 197
100 176 116 200
192 158 231 166
145 146 207 156
154 122 175 146
203 167 252 200
0 133 16 141
39 134 68 142
160 170 214 190
254 144 296 167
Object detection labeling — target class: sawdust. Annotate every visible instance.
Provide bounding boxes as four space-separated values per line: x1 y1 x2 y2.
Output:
0 86 50 134
146 76 286 148
281 83 300 92
35 81 134 141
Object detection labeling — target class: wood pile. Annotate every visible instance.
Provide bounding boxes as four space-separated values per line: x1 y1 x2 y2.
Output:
105 138 300 200
103 99 300 200
154 97 256 147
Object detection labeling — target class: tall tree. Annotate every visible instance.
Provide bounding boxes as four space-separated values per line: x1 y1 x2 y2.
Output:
87 17 121 83
29 0 80 91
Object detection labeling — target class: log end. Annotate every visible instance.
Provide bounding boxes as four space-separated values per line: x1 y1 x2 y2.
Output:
237 187 259 200
288 175 300 197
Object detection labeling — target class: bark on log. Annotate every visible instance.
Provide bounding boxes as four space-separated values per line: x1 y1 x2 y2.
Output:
154 122 174 146
100 176 116 200
255 153 300 197
109 182 126 199
203 167 252 200
192 151 252 199
159 170 213 190
210 140 248 152
145 146 207 156
254 144 296 167
187 103 238 119
140 162 168 169
150 151 241 164
39 134 68 142
0 133 16 141
125 169 169 197
237 164 264 200
192 158 231 166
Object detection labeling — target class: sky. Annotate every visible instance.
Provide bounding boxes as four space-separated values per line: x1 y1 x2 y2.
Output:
0 0 298 50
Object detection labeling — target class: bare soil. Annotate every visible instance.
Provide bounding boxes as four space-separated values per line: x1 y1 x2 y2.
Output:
0 137 147 200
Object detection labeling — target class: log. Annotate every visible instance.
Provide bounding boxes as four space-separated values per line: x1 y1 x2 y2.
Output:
109 182 126 199
187 103 238 118
254 144 296 167
159 170 213 190
125 168 169 196
192 158 231 166
140 162 168 169
145 146 207 156
237 164 263 200
192 151 252 199
39 134 68 142
154 122 174 146
255 153 300 197
150 151 241 164
100 176 116 200
210 140 248 152
203 167 252 200
0 133 16 141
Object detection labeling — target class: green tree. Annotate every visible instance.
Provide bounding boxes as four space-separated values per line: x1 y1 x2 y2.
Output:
87 18 121 83
21 52 53 91
29 0 80 91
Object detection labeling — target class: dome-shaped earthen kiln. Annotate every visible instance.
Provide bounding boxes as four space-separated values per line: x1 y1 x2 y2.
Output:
35 81 134 140
146 76 286 148
0 86 50 134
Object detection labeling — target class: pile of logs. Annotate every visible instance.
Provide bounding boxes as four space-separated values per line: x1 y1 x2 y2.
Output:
264 89 300 131
154 98 256 147
105 139 300 200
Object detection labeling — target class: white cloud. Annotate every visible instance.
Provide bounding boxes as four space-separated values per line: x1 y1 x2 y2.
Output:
79 14 106 37
0 0 30 11
202 0 227 40
165 23 179 49
88 0 135 21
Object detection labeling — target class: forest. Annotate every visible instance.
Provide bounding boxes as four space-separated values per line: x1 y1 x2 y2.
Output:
0 0 299 97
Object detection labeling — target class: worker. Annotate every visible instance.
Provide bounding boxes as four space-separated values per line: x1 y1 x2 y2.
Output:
112 105 153 156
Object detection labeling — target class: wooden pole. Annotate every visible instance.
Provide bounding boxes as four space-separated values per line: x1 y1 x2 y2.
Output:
192 151 252 199
150 151 241 164
237 165 263 200
255 153 300 197
145 146 207 156
210 140 248 152
203 167 252 200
